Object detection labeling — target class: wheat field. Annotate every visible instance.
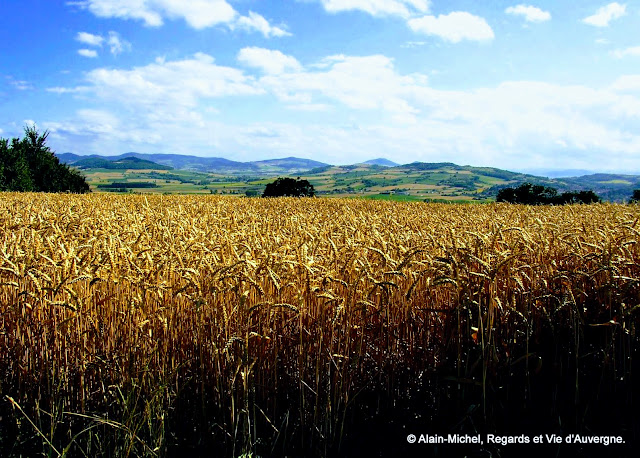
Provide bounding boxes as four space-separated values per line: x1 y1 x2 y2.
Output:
1 193 639 456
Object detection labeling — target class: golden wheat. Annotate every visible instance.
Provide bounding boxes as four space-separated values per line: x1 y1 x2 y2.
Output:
1 192 639 456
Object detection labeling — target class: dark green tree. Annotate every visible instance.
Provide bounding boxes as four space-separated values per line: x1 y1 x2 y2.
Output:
558 190 600 204
630 190 640 204
497 182 557 204
497 182 600 205
0 137 33 191
262 177 315 197
0 126 90 193
495 186 516 203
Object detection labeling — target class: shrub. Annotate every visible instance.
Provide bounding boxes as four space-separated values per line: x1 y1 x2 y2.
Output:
262 177 315 197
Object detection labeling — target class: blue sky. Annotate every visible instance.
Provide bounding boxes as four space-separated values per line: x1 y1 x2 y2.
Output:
1 1 640 172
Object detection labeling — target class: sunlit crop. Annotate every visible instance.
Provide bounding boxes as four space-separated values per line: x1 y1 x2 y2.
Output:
1 193 638 456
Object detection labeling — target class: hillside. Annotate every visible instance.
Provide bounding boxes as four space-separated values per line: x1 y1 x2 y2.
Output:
58 152 329 175
556 174 640 202
303 162 640 202
303 162 542 201
251 156 328 173
57 152 640 201
73 156 172 170
363 158 399 167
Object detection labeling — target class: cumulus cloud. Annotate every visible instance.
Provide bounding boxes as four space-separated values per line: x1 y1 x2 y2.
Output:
76 31 104 46
74 31 131 56
68 0 163 26
45 50 640 171
611 75 640 92
78 49 98 58
107 31 131 55
505 4 551 23
235 12 291 37
237 50 426 120
56 53 261 110
238 47 302 75
69 0 289 37
69 0 234 28
318 0 430 18
161 0 237 29
612 46 640 58
582 2 626 27
408 12 494 43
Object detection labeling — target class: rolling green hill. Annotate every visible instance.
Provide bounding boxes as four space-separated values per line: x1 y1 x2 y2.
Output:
58 152 328 175
302 162 538 201
302 162 639 202
59 152 640 202
72 156 173 170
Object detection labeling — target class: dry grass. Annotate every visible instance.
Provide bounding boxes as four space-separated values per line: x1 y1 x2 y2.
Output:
1 193 639 456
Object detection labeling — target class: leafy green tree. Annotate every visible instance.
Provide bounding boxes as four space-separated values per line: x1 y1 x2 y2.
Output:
559 190 600 204
497 182 600 205
497 182 557 204
262 177 315 197
0 137 33 191
630 190 640 204
0 126 90 193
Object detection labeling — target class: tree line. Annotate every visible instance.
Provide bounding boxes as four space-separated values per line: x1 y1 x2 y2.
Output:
3 127 640 203
0 127 90 193
496 183 600 205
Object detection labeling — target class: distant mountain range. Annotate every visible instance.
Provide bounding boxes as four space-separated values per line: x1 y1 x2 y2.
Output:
69 156 173 170
55 152 640 201
363 158 399 167
57 152 328 175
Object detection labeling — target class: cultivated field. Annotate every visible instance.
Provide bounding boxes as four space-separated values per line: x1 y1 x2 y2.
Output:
1 193 639 456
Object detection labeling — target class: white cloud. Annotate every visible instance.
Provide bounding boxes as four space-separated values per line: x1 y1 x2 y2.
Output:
408 12 494 43
107 31 131 55
57 53 261 110
612 46 640 58
244 51 424 120
44 50 640 172
160 0 237 29
78 48 99 58
410 81 640 156
75 31 131 55
235 11 291 38
69 0 165 26
319 0 430 18
238 47 302 75
505 4 551 23
611 75 640 92
44 108 165 146
76 31 104 46
582 2 626 27
69 0 289 36
75 109 122 135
